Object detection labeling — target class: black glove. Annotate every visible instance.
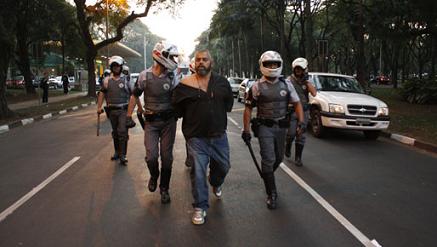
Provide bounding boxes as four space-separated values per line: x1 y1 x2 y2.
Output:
297 122 306 135
126 116 136 128
241 131 251 144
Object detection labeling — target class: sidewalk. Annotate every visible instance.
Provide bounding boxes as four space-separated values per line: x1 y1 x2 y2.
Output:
8 91 88 110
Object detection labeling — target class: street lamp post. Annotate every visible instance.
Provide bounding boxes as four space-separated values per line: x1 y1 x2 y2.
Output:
106 0 110 67
144 35 147 70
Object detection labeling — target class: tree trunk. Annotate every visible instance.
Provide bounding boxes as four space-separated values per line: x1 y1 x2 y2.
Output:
430 32 436 79
304 0 314 60
0 48 14 119
86 50 97 97
15 19 35 95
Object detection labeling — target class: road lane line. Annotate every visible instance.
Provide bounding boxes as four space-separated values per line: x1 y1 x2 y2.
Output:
232 108 245 112
0 156 81 223
225 116 381 247
227 116 241 129
279 163 381 247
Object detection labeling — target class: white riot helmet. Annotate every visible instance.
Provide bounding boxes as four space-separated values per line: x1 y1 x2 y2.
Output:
109 55 124 67
259 51 283 78
122 65 129 74
292 57 308 71
152 41 179 71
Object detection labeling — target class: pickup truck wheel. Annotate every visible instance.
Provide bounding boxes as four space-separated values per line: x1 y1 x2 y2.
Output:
311 108 325 138
237 96 242 102
363 130 381 140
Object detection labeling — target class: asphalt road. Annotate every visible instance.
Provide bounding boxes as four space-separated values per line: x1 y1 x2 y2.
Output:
0 99 436 247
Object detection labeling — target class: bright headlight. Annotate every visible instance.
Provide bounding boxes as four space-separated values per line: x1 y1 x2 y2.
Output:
377 107 389 116
329 104 345 114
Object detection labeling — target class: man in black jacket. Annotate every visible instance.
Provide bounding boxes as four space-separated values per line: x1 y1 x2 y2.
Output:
172 50 233 225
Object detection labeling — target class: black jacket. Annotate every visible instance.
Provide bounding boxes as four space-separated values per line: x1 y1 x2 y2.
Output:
172 72 233 139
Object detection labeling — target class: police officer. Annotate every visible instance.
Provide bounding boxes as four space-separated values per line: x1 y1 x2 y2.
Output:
284 57 317 166
127 41 179 204
97 55 134 166
242 51 305 209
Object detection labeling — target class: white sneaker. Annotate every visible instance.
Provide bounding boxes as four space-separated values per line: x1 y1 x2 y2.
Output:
213 185 222 199
192 208 207 225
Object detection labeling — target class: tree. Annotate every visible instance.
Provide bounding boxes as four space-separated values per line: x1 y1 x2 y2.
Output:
0 0 18 119
121 20 163 72
73 0 184 97
14 0 81 95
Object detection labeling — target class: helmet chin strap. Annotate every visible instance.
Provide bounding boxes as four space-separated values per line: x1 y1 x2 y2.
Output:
265 76 277 81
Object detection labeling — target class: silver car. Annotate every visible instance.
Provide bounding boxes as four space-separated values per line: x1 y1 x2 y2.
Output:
237 79 255 103
228 77 244 98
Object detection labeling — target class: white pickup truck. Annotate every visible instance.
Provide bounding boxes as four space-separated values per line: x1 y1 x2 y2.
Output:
308 72 390 140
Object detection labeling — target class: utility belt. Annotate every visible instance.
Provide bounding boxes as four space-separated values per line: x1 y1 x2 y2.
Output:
250 117 289 138
106 104 128 110
257 117 289 128
144 111 175 122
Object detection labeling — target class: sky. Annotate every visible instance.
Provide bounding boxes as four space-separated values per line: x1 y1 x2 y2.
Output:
135 0 218 57
76 0 218 58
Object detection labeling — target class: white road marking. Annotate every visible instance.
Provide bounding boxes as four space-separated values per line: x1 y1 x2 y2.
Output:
42 113 52 119
81 103 88 107
0 125 9 134
72 106 79 110
227 116 241 129
226 116 381 247
232 108 245 112
21 118 34 125
280 163 380 247
59 110 67 114
0 156 81 223
391 134 415 145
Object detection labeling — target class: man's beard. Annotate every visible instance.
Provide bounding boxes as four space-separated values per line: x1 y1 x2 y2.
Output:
196 65 211 76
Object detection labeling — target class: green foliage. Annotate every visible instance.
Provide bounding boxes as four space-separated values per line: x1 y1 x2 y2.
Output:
121 20 163 72
400 78 437 104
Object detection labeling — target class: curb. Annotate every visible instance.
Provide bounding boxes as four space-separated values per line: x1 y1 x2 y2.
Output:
382 131 437 154
0 101 96 134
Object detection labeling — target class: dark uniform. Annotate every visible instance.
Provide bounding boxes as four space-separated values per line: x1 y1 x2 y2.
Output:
286 74 310 153
133 68 178 201
101 75 131 165
245 76 300 208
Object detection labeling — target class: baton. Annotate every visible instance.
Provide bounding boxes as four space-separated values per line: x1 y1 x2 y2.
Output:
97 113 100 136
137 111 145 130
245 141 263 178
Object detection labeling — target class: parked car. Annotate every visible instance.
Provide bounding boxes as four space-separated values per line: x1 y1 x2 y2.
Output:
48 76 62 89
237 78 255 103
308 72 390 140
6 76 25 88
68 76 75 85
228 77 244 97
372 75 391 85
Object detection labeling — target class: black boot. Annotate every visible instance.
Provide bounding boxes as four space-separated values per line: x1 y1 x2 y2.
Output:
110 137 119 160
159 168 172 203
160 190 171 204
119 140 128 166
147 158 159 192
263 172 277 210
294 144 304 167
285 136 292 158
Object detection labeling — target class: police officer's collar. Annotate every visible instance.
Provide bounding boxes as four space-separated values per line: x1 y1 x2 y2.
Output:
290 74 304 83
148 66 171 78
260 75 283 84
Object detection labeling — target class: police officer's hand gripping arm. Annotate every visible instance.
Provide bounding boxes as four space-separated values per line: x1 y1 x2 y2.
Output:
97 78 108 115
242 86 254 144
242 106 252 144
